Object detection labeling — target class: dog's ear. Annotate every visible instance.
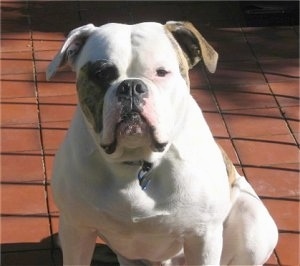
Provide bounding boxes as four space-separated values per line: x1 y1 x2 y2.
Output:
165 21 218 73
46 24 96 80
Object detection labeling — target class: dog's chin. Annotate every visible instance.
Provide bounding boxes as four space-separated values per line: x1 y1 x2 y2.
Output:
118 113 149 138
101 113 168 155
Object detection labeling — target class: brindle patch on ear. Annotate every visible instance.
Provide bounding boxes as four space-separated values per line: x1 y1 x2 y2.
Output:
76 63 106 133
218 145 236 187
165 21 218 73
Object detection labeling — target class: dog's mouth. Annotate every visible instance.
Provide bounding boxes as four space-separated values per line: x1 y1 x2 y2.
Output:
101 112 168 155
118 112 147 137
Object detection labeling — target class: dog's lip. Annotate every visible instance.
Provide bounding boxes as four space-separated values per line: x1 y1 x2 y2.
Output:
118 112 147 136
100 112 168 154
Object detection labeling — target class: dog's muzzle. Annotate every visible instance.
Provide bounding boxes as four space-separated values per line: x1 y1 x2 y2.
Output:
101 79 168 155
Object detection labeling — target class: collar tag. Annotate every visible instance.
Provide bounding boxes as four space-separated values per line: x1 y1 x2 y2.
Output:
137 161 153 190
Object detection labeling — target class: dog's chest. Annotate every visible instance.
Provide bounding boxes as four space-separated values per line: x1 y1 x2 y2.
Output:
91 186 188 260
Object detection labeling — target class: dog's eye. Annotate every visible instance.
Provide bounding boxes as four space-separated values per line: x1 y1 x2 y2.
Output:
90 60 119 85
156 68 170 77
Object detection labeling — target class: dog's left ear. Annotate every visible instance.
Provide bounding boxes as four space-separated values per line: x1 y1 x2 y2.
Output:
165 21 218 73
46 24 96 80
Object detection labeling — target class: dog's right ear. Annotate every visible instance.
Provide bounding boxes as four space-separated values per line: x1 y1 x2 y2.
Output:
165 21 218 73
46 24 96 80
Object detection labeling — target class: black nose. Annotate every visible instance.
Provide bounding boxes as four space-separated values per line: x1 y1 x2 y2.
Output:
117 79 148 98
116 79 148 111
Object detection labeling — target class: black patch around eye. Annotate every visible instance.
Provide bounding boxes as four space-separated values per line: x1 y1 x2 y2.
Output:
89 60 119 87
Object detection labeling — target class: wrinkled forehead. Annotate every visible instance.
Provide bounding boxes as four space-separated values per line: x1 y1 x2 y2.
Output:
79 23 179 72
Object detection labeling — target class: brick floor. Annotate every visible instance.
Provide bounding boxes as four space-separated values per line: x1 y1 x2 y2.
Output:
1 1 299 265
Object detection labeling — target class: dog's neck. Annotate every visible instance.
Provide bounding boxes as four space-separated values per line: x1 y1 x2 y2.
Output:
123 160 153 190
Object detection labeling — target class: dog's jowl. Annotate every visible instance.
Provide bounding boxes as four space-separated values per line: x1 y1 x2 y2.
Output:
47 21 278 265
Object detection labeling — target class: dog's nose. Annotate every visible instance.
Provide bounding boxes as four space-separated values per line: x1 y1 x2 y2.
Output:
117 79 148 98
116 79 148 111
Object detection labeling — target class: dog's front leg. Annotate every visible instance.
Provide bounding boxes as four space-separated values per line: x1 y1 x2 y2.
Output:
59 216 97 266
184 225 223 265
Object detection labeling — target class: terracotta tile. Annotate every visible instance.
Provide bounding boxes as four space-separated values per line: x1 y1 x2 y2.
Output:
263 199 299 232
50 216 59 237
1 127 41 154
189 66 209 89
223 108 293 142
33 39 63 52
243 26 298 39
0 39 32 53
1 101 38 127
38 93 77 105
42 127 67 152
281 106 300 121
1 249 54 266
44 154 55 178
1 58 33 75
1 32 31 42
203 112 229 138
247 35 299 60
234 139 298 169
1 80 36 98
215 90 277 111
276 233 300 266
34 42 65 73
47 185 60 215
264 251 279 266
95 237 107 245
209 61 266 86
1 95 36 104
1 217 51 252
269 81 300 107
245 167 299 200
37 81 76 98
216 138 240 166
38 95 77 127
1 154 44 183
2 184 47 215
0 72 34 81
34 50 60 67
191 88 218 112
1 51 33 61
213 83 271 93
36 71 76 83
292 132 300 144
278 110 300 130
211 38 255 62
32 31 65 41
197 27 244 41
287 120 300 138
260 59 300 83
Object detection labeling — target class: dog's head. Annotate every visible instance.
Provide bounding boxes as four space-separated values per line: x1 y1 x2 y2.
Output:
47 21 218 160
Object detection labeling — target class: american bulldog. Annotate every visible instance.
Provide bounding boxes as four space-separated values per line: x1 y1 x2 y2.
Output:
47 21 278 265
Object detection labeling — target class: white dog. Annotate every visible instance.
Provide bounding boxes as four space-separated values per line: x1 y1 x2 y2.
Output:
47 21 278 265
